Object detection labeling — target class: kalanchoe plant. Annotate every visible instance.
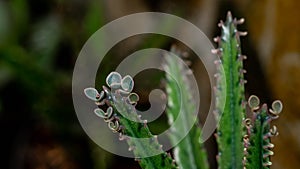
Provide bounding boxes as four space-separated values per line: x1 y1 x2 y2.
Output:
84 72 177 169
213 11 247 169
83 11 282 169
244 95 283 169
164 47 209 169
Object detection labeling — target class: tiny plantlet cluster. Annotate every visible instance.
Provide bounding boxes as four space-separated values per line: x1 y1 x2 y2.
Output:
84 12 283 169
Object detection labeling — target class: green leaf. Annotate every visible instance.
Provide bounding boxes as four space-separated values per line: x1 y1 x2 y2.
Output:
245 96 282 169
214 11 246 169
84 87 100 101
271 100 283 114
94 108 106 118
128 93 139 104
121 75 134 92
164 49 209 169
106 72 122 87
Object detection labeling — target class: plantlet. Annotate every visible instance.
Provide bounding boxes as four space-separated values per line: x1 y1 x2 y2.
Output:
84 11 282 169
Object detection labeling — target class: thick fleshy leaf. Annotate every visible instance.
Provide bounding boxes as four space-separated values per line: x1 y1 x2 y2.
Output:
128 93 139 104
106 106 113 118
84 87 99 101
108 121 119 133
106 72 122 87
99 91 105 100
248 95 260 110
271 100 283 114
164 50 209 169
121 75 134 92
94 108 106 118
214 12 246 169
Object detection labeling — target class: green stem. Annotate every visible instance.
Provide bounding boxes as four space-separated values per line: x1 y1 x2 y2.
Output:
111 91 177 169
214 11 246 169
164 49 209 169
245 95 283 169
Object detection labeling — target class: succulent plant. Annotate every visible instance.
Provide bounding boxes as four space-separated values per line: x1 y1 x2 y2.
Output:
164 47 209 169
83 11 282 169
212 11 247 169
84 72 177 169
244 95 283 169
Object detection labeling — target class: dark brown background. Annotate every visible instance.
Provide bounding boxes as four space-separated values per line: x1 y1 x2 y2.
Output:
0 0 299 169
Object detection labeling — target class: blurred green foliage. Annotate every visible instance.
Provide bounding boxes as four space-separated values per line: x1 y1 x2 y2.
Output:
0 0 112 168
0 0 172 168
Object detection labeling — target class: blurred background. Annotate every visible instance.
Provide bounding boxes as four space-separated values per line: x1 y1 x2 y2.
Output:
0 0 299 169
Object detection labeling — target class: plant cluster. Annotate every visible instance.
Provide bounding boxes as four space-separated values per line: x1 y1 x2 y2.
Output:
84 12 282 169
